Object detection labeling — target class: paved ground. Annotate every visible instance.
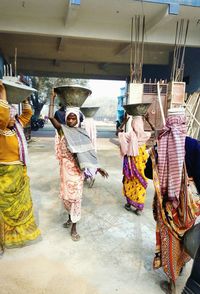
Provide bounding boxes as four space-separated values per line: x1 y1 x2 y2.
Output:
0 126 192 294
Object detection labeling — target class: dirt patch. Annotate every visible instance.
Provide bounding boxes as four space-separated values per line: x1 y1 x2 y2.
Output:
0 256 99 294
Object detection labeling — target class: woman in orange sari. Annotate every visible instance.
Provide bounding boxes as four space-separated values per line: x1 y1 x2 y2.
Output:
149 109 200 293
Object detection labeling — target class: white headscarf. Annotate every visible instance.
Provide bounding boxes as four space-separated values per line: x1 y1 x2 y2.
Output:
65 107 80 127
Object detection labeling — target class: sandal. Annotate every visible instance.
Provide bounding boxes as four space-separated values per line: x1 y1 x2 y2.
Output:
63 220 72 228
160 281 172 294
124 203 131 211
89 178 95 188
71 232 80 242
0 245 4 257
135 209 142 216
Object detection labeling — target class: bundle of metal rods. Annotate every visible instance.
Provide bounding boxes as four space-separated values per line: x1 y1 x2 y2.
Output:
171 19 189 82
130 15 145 83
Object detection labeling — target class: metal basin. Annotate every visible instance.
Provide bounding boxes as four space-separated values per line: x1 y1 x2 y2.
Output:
123 103 151 116
80 106 99 118
1 78 37 104
54 84 92 107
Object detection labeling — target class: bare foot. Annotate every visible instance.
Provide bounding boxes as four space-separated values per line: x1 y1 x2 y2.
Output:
71 223 80 242
0 245 4 257
71 232 80 241
160 280 176 294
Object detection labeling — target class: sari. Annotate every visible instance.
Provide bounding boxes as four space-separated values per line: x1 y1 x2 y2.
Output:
119 116 151 211
123 144 148 211
0 164 41 249
151 149 200 282
56 135 84 223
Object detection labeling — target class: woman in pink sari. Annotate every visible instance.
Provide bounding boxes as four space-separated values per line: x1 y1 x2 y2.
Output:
49 91 108 241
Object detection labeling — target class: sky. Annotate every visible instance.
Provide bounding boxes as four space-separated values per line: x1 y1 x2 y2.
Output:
88 79 126 99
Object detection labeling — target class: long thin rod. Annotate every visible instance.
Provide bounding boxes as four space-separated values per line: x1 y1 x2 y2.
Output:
130 17 134 83
14 48 17 77
139 15 145 83
171 21 179 81
179 20 189 81
157 82 166 126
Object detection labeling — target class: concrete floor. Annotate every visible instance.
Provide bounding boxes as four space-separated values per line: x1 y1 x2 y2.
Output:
0 136 192 294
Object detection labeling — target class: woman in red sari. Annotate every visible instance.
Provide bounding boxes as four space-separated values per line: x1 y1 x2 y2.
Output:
149 108 200 293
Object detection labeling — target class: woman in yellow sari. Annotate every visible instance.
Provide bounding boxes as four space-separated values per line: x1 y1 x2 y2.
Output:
0 82 41 254
118 115 151 215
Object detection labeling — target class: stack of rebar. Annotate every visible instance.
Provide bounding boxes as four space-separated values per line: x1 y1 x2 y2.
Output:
171 19 189 82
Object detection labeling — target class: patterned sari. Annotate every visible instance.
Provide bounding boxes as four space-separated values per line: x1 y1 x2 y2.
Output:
151 149 200 282
123 144 148 211
56 136 84 223
0 165 41 249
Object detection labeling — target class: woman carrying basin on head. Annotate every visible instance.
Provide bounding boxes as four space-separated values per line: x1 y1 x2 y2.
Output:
0 81 41 254
116 106 152 215
48 89 108 241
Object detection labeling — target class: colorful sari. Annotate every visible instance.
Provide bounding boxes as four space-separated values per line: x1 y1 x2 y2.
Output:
123 144 148 211
0 164 41 249
56 136 84 223
151 149 200 282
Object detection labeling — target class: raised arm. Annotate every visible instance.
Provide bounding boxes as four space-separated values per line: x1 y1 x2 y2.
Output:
144 112 155 131
48 90 62 130
116 112 129 136
18 99 33 127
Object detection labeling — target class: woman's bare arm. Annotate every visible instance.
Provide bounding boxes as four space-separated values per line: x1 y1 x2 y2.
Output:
144 113 155 131
116 112 130 136
48 90 61 130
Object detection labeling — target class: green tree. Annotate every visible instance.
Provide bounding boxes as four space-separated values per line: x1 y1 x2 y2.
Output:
30 76 88 119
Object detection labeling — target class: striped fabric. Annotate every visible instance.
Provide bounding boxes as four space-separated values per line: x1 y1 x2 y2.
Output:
0 100 9 109
158 115 186 208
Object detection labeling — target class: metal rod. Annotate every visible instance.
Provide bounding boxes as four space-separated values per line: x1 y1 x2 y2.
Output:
171 21 179 81
10 64 12 76
175 19 184 81
130 17 134 83
139 15 145 83
134 16 137 82
157 82 166 126
14 48 17 77
179 19 189 81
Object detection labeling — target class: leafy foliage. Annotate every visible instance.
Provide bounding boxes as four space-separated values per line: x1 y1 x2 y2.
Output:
30 76 88 119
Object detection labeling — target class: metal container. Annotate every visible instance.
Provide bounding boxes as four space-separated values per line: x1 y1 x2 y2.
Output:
123 103 151 116
183 223 200 259
1 78 37 104
54 84 92 107
80 106 99 118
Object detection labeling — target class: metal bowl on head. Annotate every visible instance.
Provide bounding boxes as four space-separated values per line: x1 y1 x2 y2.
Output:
1 78 37 104
54 84 92 107
80 106 99 118
123 103 151 117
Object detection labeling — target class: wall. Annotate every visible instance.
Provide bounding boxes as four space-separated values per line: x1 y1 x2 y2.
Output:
142 48 200 94
142 64 171 83
0 54 4 78
184 48 200 93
